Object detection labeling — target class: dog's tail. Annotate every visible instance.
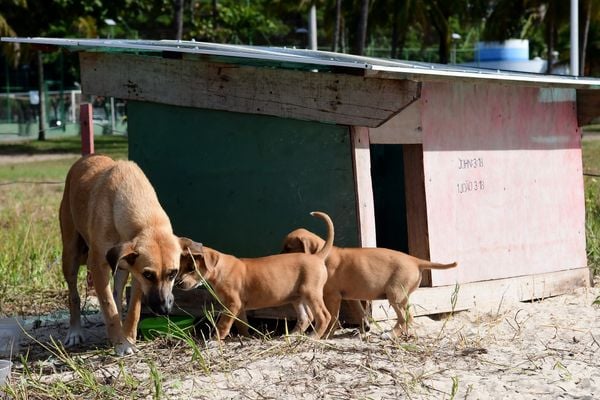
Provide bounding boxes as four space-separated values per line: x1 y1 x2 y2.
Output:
310 211 334 260
418 260 458 270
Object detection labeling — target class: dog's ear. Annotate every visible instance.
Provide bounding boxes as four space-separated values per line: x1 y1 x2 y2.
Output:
106 242 138 274
282 236 308 254
202 250 219 272
299 237 317 254
179 237 203 255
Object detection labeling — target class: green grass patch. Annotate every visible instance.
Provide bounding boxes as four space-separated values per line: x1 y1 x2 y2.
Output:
0 134 128 159
0 135 128 316
583 139 600 275
583 124 600 133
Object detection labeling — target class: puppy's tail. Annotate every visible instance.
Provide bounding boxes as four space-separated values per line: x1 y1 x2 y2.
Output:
418 260 458 270
310 211 334 260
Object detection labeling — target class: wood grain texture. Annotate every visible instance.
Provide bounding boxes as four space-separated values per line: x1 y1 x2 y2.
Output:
370 99 423 144
421 83 586 286
80 52 420 128
402 144 431 287
372 267 590 319
351 127 377 247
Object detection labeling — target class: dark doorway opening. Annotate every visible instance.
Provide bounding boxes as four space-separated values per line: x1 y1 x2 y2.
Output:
369 144 409 253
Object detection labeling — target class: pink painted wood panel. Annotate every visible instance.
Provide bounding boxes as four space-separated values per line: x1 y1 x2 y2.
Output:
421 82 586 286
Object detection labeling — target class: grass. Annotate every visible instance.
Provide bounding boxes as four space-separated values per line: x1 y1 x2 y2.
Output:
582 139 600 275
0 135 128 317
0 134 128 158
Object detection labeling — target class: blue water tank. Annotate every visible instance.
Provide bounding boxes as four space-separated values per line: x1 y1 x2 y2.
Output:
476 39 529 62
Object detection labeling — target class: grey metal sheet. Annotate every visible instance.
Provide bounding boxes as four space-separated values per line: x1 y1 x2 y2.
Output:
2 37 600 88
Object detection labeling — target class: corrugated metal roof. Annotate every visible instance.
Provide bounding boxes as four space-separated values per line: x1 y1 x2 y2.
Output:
3 37 600 89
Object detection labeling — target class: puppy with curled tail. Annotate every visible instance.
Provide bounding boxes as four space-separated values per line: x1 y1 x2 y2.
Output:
282 223 457 338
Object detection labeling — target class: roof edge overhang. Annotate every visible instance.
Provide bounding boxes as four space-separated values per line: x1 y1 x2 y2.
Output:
3 37 600 89
3 37 600 126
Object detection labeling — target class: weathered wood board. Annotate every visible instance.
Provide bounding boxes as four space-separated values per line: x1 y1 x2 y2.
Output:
369 100 423 144
420 83 587 286
79 52 420 128
351 127 377 247
372 267 590 319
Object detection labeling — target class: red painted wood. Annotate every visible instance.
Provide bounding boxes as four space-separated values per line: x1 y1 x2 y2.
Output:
80 103 94 155
420 83 585 286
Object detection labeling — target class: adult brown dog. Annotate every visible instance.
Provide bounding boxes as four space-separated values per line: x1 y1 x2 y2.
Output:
282 228 457 338
176 212 334 340
60 154 193 355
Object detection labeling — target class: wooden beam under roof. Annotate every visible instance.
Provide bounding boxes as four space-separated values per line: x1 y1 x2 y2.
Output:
79 52 420 128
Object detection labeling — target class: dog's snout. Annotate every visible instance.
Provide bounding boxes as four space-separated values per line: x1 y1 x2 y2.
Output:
146 291 174 315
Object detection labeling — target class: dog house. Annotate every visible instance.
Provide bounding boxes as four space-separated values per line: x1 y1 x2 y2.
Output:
6 38 600 320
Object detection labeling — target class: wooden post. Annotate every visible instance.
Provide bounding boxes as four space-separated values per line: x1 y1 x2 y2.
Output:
402 144 431 286
80 103 94 155
351 126 377 247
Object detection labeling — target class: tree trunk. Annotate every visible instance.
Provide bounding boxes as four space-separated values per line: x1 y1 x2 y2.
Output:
212 0 219 35
580 0 591 76
36 51 46 141
545 3 555 74
332 0 342 52
174 0 184 40
390 0 400 58
431 19 448 64
340 14 346 53
355 0 369 55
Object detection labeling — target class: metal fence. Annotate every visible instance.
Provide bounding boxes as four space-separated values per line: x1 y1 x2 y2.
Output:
0 88 127 139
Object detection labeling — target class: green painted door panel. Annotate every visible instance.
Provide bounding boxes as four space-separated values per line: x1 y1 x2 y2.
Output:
128 101 358 257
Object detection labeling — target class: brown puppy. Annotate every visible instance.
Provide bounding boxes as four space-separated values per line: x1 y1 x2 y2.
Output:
282 228 457 338
177 212 334 341
60 154 193 355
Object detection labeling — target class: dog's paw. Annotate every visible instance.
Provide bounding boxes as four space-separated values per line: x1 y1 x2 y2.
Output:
204 339 225 349
380 331 397 340
64 328 85 347
115 341 137 356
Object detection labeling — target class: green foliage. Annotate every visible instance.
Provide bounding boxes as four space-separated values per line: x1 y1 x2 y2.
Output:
189 1 289 45
1 0 600 77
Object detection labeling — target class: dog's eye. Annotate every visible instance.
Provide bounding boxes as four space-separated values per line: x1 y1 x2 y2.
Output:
167 270 178 281
142 271 156 281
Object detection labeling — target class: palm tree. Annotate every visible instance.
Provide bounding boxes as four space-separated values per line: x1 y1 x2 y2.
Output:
0 0 27 67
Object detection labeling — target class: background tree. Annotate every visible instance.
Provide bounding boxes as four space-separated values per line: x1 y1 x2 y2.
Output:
354 0 369 55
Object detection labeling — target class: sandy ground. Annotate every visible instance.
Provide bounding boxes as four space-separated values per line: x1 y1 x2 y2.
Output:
4 283 599 399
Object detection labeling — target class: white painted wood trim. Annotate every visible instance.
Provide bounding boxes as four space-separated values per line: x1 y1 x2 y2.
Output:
351 127 377 247
372 267 591 320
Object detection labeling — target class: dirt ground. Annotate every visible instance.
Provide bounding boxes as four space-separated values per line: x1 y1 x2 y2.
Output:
6 282 600 399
